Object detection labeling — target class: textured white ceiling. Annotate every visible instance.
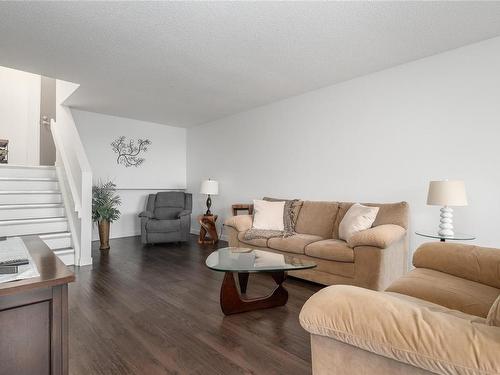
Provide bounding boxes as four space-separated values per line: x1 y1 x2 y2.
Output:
1 2 500 127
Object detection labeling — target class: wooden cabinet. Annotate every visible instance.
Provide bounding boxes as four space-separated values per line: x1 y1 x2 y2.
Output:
0 236 74 375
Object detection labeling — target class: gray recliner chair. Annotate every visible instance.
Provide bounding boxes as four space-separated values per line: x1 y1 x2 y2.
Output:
139 191 192 244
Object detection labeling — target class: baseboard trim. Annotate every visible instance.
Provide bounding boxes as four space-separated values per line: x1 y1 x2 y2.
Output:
92 230 141 242
105 230 228 242
78 255 93 267
190 228 228 242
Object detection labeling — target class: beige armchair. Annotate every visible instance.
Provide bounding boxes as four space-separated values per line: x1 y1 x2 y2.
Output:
300 242 500 375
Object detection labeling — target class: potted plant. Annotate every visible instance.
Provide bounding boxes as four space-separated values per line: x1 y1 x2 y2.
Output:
92 181 121 253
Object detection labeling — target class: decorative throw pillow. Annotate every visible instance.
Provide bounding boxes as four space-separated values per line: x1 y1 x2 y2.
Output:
252 200 285 231
339 203 379 241
263 197 302 236
487 294 500 327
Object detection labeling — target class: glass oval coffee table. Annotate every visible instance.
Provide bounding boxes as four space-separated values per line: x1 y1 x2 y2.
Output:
206 247 316 315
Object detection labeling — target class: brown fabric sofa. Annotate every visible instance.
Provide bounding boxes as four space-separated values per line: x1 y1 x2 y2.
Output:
224 200 409 290
300 242 500 375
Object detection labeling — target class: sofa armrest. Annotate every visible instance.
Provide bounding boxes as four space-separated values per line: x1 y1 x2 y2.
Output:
177 210 191 218
300 285 500 375
224 215 253 232
347 224 406 249
139 210 154 219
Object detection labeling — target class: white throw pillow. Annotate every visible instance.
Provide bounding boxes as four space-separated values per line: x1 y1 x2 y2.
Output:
339 203 379 241
252 199 285 231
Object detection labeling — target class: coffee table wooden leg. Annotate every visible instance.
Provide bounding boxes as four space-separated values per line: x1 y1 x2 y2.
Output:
220 271 288 315
238 272 249 294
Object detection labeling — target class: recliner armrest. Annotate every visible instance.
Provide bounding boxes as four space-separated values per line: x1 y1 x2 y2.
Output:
300 285 500 375
224 215 253 232
178 210 191 218
347 224 405 249
139 210 154 219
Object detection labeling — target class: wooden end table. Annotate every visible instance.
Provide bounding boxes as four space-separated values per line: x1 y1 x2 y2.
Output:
198 215 218 244
231 204 253 216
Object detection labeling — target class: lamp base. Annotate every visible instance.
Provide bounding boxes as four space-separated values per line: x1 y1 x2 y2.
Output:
438 206 454 237
205 194 212 216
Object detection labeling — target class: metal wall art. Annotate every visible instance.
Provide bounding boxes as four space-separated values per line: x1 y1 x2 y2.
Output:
111 136 151 167
0 139 8 164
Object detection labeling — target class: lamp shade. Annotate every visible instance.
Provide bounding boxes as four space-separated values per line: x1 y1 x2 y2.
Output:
427 180 467 206
200 179 219 195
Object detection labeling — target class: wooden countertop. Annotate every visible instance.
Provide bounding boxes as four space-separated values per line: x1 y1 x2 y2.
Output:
0 236 75 297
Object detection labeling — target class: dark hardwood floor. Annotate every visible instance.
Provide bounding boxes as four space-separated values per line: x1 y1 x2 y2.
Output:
68 235 321 375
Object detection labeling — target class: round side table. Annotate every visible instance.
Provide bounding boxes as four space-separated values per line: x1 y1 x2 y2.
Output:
415 231 475 242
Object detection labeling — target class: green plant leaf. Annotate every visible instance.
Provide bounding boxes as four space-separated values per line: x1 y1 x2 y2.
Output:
92 180 121 223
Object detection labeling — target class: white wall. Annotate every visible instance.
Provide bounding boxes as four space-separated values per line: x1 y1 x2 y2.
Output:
187 36 500 253
0 66 41 165
73 109 186 239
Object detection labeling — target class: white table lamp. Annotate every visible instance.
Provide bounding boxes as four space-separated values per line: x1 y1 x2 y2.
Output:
427 180 467 237
200 179 219 216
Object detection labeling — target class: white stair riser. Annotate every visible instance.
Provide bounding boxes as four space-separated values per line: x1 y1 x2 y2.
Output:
0 206 65 220
0 180 59 190
0 167 56 179
54 249 75 266
0 193 62 204
0 166 75 265
41 235 72 250
0 220 68 237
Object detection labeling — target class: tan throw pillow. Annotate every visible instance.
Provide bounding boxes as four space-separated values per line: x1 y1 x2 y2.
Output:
252 199 285 231
339 203 379 241
487 294 500 326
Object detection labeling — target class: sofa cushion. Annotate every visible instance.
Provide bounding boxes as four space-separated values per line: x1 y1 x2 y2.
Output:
305 239 354 263
154 192 186 219
238 231 268 247
295 201 339 238
386 268 500 318
260 247 355 279
372 201 409 229
156 191 185 207
268 234 323 254
146 219 180 233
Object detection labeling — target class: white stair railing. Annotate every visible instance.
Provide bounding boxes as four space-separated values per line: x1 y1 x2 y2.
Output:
51 80 92 266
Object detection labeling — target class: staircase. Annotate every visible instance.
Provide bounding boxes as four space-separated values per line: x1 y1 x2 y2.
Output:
0 165 75 265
